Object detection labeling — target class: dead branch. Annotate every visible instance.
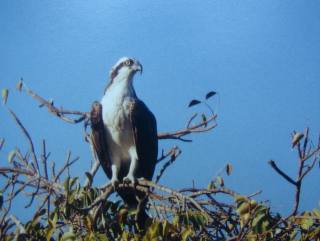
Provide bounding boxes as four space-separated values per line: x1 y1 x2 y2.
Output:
158 114 217 142
0 167 63 194
155 146 182 184
21 81 88 124
54 151 80 182
7 109 40 174
269 128 320 217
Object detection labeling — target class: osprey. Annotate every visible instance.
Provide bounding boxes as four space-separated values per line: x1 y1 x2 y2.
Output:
91 57 158 220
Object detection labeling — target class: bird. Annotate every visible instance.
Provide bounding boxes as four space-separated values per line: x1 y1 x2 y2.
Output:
90 57 158 226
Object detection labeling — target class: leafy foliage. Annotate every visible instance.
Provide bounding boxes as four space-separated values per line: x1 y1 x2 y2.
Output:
0 86 319 240
1 132 319 241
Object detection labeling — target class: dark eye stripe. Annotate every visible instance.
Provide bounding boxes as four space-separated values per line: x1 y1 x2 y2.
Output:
105 59 134 93
110 59 133 80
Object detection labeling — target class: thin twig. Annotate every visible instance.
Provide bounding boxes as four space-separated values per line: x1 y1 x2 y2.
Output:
7 109 40 174
54 151 79 182
158 114 217 141
155 146 182 184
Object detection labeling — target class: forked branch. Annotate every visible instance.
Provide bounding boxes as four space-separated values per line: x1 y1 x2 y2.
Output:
268 128 320 217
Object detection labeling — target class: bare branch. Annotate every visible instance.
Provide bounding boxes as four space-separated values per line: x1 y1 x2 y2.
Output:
25 178 41 208
54 151 79 182
0 167 63 193
299 155 318 182
155 146 182 184
158 114 217 141
186 113 198 129
7 109 40 174
268 160 297 186
41 140 49 180
22 82 88 124
302 127 309 157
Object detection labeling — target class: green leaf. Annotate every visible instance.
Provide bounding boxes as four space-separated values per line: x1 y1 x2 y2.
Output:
237 201 250 216
292 132 304 148
300 213 314 230
181 227 193 241
235 195 248 203
162 220 170 237
84 215 94 232
188 99 201 107
226 163 233 176
250 200 258 210
8 150 16 163
46 220 55 241
121 231 130 241
201 113 207 127
16 79 23 91
216 176 224 187
252 212 270 233
93 233 109 241
309 227 320 239
173 215 180 227
60 231 76 241
118 207 128 223
205 91 216 100
313 208 320 218
207 181 215 190
33 209 46 222
70 177 78 189
2 89 9 104
150 222 161 239
64 177 71 193
189 211 207 229
143 222 160 240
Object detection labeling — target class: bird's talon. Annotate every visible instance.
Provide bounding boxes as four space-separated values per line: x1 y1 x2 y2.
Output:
123 176 136 185
111 179 119 188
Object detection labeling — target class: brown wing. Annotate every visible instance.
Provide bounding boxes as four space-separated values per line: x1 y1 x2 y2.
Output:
129 100 158 180
90 101 112 179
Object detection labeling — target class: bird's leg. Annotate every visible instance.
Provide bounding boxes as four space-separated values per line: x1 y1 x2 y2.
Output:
110 164 119 187
123 147 138 184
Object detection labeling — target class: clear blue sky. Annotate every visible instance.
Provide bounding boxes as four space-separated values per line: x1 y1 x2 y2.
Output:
1 0 319 218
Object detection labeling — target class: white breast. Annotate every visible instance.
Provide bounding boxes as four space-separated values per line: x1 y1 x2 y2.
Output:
101 80 135 164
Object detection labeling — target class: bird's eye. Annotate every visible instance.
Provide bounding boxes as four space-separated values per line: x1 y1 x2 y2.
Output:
124 59 132 66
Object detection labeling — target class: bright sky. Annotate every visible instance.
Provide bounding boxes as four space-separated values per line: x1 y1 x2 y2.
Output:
1 1 319 218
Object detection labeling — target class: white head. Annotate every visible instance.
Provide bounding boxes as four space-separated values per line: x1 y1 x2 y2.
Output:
108 57 142 84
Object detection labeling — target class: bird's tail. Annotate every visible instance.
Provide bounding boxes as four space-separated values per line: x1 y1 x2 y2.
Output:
117 188 149 229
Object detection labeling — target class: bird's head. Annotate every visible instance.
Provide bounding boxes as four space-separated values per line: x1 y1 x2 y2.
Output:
109 57 143 82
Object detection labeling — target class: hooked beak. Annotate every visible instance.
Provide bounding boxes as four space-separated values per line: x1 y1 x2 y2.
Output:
133 61 143 75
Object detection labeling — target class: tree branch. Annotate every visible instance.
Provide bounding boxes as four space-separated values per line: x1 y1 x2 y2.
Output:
268 160 296 186
7 109 40 174
22 82 88 124
158 114 217 141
